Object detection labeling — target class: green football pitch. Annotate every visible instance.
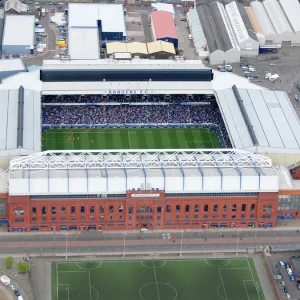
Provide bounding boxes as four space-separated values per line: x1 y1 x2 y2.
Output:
42 128 220 151
52 258 265 300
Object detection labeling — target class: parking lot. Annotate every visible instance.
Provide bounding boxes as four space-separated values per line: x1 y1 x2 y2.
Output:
267 251 300 299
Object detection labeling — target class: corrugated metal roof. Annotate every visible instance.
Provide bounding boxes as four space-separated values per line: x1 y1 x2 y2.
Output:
107 42 148 55
68 3 126 34
245 7 263 34
263 0 293 35
251 1 277 37
68 28 100 60
187 9 207 49
5 0 27 13
279 0 300 33
3 15 34 46
160 41 176 54
152 11 178 39
106 42 127 55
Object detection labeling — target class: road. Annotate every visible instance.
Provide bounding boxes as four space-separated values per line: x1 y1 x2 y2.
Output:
0 229 299 255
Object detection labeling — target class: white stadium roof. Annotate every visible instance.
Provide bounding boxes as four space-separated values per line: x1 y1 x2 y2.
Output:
216 87 300 152
8 149 278 195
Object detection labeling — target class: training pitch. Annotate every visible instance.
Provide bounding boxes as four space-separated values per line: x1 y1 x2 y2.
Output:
52 258 265 300
42 128 220 151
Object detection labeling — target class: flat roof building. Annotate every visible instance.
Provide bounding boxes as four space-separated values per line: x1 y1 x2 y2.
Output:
151 11 178 48
68 4 126 59
2 15 35 55
0 59 26 80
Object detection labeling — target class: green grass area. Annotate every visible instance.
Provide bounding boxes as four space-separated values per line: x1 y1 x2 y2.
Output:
42 128 220 151
52 258 265 300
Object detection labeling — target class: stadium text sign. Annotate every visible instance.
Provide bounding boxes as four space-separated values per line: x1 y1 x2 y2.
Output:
131 194 160 198
107 90 149 95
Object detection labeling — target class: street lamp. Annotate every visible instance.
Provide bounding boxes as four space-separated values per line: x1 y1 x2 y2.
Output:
123 232 127 258
65 231 68 260
236 230 239 256
180 230 184 257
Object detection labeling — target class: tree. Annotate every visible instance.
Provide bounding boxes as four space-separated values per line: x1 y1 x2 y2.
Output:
4 256 14 269
17 260 29 274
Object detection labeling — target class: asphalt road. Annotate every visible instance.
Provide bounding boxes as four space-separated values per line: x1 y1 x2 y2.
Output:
0 230 299 255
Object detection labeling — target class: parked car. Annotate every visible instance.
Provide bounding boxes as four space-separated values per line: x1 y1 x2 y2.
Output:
287 268 292 275
296 84 300 92
14 290 20 297
297 282 300 290
188 34 192 40
269 63 276 66
283 287 288 293
285 263 290 269
244 71 250 74
289 275 295 281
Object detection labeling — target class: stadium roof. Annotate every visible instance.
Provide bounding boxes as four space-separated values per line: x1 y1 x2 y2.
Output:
68 3 126 34
0 87 41 155
8 149 278 196
0 59 26 81
216 87 300 152
2 15 34 47
151 11 178 39
278 0 300 33
263 0 293 35
68 28 100 60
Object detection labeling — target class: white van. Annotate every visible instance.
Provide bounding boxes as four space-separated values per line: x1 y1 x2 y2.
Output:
18 296 24 300
279 261 285 267
188 34 192 40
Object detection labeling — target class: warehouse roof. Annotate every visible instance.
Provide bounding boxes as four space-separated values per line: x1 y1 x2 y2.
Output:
151 3 175 16
251 1 277 37
5 0 28 13
3 15 34 47
8 149 278 196
263 0 293 35
187 9 207 49
107 42 148 55
244 7 263 34
278 0 300 33
216 87 300 150
147 41 175 54
68 4 126 34
152 11 178 39
68 28 100 60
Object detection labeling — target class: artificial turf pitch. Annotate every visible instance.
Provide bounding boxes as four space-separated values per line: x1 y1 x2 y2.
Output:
52 258 265 300
42 128 220 151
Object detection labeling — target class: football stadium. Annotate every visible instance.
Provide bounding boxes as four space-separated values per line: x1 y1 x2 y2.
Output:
0 59 299 233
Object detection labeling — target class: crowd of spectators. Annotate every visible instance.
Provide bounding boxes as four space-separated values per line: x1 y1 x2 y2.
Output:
42 94 231 147
42 94 212 103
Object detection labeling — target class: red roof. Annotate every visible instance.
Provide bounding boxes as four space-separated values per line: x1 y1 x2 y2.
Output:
152 11 178 40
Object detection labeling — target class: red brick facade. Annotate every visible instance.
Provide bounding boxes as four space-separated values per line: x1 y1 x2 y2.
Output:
6 190 278 232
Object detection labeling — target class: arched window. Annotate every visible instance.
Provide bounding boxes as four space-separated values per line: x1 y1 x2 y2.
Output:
14 209 24 216
70 206 75 214
32 207 36 215
176 205 181 213
61 206 66 214
52 206 56 214
185 205 190 212
157 207 162 213
241 204 246 212
195 205 199 212
42 206 46 215
251 204 255 212
232 204 236 212
204 204 208 212
90 206 95 213
213 204 218 212
128 207 133 214
119 205 123 213
223 204 227 212
166 205 171 212
100 206 104 213
109 205 114 213
137 206 152 213
80 206 85 213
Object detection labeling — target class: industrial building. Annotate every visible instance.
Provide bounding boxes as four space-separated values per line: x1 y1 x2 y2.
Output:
147 41 176 58
4 0 28 14
106 42 148 58
151 11 178 48
225 2 259 57
68 4 126 59
151 3 175 18
197 2 240 65
0 59 299 231
2 15 35 55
